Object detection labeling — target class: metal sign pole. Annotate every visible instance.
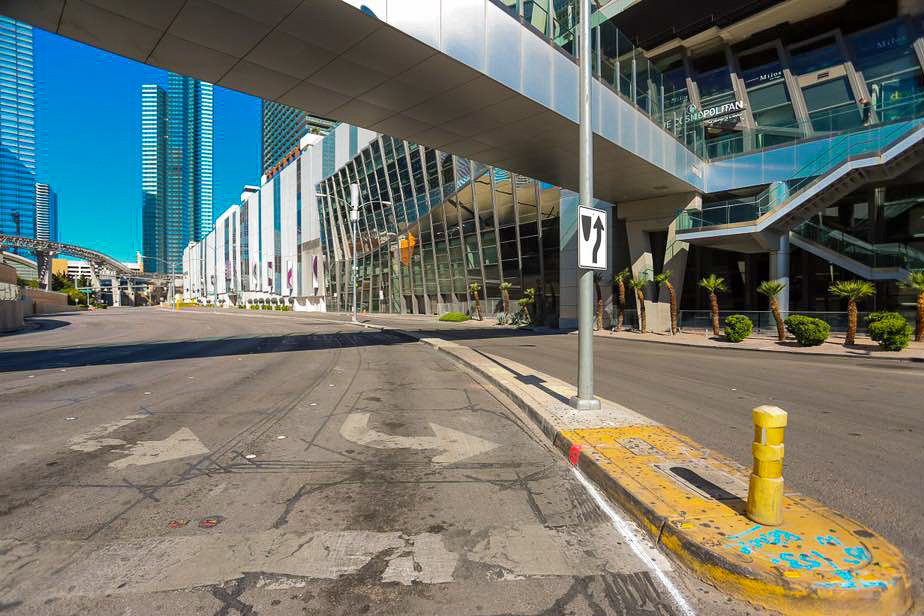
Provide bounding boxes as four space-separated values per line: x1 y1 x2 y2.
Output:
570 0 601 411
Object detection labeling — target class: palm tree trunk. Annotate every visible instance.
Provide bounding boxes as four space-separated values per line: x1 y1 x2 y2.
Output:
637 290 647 332
709 292 720 336
917 291 923 343
846 299 857 345
666 281 678 334
617 280 625 330
770 298 785 341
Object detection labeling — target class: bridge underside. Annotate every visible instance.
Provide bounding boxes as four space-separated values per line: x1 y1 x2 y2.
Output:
3 0 696 202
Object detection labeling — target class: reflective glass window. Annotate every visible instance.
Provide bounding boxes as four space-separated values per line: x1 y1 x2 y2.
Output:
849 20 924 122
789 36 843 75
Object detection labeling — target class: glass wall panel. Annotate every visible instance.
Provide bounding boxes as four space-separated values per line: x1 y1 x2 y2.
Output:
849 20 924 122
803 77 862 132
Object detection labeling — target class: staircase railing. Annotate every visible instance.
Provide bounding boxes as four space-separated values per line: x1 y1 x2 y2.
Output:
793 219 924 271
676 92 924 232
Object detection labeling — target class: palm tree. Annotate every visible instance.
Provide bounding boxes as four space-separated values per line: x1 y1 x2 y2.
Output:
757 280 787 341
655 270 679 334
593 272 603 331
627 274 649 333
698 275 728 336
829 280 875 345
613 268 629 330
469 281 483 321
900 271 924 342
499 281 512 316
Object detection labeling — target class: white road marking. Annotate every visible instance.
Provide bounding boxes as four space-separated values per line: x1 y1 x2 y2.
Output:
571 467 697 616
1 523 663 601
108 427 209 469
67 415 145 452
340 412 499 463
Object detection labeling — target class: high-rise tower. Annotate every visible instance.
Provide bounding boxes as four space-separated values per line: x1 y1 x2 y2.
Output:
261 101 334 178
34 183 57 242
141 73 213 274
0 17 35 248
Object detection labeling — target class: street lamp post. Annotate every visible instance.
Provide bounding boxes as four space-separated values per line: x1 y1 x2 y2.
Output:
570 0 601 410
350 183 361 323
317 189 391 321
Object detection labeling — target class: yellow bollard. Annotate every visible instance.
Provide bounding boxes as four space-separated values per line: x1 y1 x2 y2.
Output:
746 405 787 526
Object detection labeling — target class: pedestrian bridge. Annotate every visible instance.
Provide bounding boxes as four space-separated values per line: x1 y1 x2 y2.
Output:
3 0 703 203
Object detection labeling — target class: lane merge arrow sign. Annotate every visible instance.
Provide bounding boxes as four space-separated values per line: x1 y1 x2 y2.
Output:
339 413 500 463
578 205 607 270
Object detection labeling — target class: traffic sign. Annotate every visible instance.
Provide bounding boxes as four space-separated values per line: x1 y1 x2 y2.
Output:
578 205 607 270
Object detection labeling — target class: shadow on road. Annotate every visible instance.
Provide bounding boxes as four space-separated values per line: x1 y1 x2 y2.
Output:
0 330 413 373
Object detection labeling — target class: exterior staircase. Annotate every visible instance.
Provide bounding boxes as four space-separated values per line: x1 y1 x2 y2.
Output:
790 219 923 281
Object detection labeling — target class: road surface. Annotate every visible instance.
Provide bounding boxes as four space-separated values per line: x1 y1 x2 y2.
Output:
0 308 762 616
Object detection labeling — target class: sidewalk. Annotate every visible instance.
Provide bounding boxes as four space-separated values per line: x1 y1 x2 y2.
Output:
346 317 914 616
596 328 924 361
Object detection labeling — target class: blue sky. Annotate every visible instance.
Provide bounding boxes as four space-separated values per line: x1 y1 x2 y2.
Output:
33 29 260 262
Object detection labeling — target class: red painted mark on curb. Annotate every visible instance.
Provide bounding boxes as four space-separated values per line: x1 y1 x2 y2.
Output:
568 445 581 466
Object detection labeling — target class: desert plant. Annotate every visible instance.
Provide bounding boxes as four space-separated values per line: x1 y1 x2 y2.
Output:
724 314 753 343
613 268 629 330
866 312 912 351
757 280 787 341
514 288 536 326
469 282 483 321
829 280 875 345
698 275 728 336
439 312 471 322
655 270 679 334
784 315 831 346
593 272 603 331
900 271 924 342
499 281 513 316
627 274 649 333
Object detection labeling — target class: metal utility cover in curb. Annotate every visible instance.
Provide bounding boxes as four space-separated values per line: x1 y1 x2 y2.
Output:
578 205 607 270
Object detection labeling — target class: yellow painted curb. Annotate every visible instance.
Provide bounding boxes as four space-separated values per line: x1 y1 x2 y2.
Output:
559 425 912 616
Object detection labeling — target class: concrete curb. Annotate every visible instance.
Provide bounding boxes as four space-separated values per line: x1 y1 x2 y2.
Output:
590 330 924 363
395 328 914 616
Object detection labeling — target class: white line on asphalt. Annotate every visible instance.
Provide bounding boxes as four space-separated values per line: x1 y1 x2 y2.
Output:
570 466 697 616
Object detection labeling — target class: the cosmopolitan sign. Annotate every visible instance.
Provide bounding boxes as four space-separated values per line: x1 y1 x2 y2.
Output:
665 100 746 131
688 100 746 124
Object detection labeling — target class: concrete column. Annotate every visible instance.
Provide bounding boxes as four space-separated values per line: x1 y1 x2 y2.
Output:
110 277 121 307
621 193 698 332
35 251 52 291
767 233 790 314
89 263 102 291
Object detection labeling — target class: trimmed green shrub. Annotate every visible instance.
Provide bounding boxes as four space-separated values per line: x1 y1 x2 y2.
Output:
784 315 830 346
439 312 471 322
724 314 753 343
866 312 912 351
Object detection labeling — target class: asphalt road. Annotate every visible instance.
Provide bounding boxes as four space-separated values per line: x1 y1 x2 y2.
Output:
0 308 762 616
345 314 924 594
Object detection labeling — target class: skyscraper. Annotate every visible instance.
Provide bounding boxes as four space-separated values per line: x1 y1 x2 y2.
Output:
0 17 35 249
141 73 213 274
261 101 334 178
34 183 57 242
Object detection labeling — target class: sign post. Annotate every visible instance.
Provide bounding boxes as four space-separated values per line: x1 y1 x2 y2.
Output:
570 0 602 411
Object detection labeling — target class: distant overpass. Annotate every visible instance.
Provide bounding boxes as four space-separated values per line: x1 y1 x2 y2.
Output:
0 235 160 294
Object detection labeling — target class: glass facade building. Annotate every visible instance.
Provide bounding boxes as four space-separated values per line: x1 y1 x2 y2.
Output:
34 182 57 242
0 16 34 251
142 73 213 274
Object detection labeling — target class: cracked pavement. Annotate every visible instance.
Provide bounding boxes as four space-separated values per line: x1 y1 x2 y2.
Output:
0 308 764 615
